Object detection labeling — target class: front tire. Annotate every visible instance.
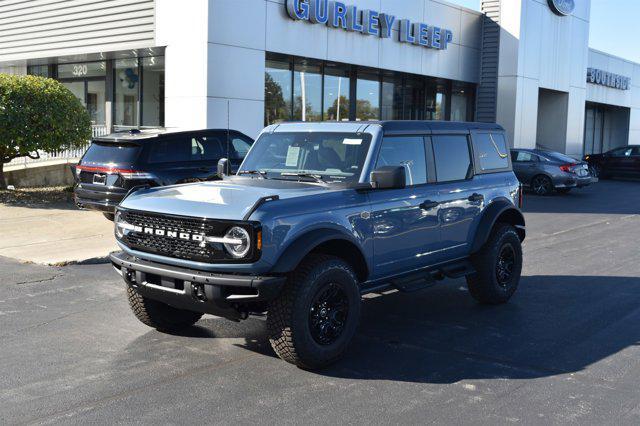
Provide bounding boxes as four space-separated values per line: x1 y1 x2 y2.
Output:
467 224 523 304
127 286 202 332
267 255 361 370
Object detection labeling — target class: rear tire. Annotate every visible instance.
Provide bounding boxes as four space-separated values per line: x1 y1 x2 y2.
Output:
467 224 522 305
531 174 553 196
127 286 202 332
267 255 361 370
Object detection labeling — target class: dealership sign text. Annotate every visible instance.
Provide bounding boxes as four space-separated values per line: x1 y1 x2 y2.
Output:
587 68 631 91
285 0 454 50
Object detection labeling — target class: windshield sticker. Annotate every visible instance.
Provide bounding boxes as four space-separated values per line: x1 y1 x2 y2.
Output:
343 138 363 145
286 146 301 167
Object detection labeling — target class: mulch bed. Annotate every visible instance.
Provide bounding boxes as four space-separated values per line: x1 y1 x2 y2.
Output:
0 186 75 206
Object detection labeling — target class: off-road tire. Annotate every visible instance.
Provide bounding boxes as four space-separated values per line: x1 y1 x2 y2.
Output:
127 286 203 332
467 224 522 305
267 255 361 370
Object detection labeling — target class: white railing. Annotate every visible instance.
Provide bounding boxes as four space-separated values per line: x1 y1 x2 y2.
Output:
6 125 109 167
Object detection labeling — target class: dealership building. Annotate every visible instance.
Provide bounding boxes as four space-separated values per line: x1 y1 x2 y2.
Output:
0 0 639 157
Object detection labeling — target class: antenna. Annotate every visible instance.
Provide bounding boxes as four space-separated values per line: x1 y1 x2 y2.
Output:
226 99 230 163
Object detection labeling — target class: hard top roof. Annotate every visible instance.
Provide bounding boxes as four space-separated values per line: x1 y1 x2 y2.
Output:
93 128 243 143
268 120 504 134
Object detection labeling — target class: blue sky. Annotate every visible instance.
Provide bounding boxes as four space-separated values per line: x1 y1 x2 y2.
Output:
447 0 640 63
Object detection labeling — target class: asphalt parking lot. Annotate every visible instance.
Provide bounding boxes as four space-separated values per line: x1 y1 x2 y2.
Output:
1 180 639 425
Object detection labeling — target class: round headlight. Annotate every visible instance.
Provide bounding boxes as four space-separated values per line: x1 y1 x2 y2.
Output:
224 226 251 258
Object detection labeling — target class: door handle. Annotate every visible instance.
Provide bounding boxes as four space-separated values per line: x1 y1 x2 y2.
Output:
468 193 484 203
420 200 440 210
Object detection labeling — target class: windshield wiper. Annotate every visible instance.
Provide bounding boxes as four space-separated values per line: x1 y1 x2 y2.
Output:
238 170 268 179
280 172 326 183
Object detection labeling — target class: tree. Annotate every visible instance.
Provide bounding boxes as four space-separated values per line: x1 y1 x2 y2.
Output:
0 74 91 189
326 96 349 121
264 73 288 125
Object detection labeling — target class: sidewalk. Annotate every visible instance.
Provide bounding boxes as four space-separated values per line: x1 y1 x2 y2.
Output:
0 202 117 265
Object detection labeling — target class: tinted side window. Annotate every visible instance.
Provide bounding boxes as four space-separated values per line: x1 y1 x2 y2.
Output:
513 151 535 162
375 136 427 186
475 133 509 171
231 137 252 159
432 135 472 182
196 135 226 161
147 137 191 163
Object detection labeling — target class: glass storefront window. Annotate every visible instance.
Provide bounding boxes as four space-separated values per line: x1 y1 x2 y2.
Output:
427 83 448 120
58 62 106 79
114 58 140 127
27 65 50 78
381 72 402 120
265 57 293 126
141 56 165 127
265 53 474 125
404 76 426 120
87 80 106 125
323 63 350 121
451 82 472 122
356 70 380 121
293 58 322 122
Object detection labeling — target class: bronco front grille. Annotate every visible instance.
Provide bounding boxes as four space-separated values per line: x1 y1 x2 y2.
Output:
118 210 256 263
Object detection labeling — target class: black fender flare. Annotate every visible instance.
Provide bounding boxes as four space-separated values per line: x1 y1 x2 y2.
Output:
270 228 369 276
470 199 526 253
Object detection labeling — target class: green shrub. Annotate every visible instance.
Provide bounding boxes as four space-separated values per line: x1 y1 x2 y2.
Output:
0 74 91 189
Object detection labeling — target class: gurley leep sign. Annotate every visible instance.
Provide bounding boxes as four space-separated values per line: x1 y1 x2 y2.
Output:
285 0 454 51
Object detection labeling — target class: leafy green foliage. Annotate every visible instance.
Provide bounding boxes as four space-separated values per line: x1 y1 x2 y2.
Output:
0 74 91 164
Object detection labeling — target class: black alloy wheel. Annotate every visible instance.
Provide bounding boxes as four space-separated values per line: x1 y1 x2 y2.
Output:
531 175 552 195
495 243 516 287
308 283 349 346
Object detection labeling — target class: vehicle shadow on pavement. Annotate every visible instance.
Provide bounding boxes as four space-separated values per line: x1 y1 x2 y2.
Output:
132 274 640 383
522 180 640 215
318 275 640 383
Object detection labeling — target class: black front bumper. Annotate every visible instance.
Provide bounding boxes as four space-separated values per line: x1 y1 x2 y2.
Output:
110 251 286 319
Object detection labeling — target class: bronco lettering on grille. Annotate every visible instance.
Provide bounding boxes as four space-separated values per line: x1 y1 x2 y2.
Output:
140 227 204 242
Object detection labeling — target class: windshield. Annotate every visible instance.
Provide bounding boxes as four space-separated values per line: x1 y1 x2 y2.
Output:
239 132 372 183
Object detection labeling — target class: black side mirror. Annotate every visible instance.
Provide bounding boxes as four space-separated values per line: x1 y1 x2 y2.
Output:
370 166 406 190
217 158 231 178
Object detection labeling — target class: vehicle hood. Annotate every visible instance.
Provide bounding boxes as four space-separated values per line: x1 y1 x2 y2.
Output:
119 177 334 220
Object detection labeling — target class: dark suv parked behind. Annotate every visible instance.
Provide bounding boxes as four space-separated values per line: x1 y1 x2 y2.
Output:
73 129 253 220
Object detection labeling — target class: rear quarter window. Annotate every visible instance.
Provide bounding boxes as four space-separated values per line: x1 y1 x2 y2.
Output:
474 133 510 171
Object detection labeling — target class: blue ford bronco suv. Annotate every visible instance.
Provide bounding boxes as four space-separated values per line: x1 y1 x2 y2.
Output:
110 121 525 369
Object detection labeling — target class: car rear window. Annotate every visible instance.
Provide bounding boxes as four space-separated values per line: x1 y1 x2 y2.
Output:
81 142 141 165
475 133 510 171
542 151 579 163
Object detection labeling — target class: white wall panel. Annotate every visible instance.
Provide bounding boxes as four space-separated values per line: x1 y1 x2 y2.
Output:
0 0 155 62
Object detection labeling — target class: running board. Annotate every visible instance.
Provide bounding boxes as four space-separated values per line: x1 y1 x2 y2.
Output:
362 259 476 294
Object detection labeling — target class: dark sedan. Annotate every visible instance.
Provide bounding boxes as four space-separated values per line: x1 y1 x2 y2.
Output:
510 149 594 195
584 146 640 179
73 128 253 220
